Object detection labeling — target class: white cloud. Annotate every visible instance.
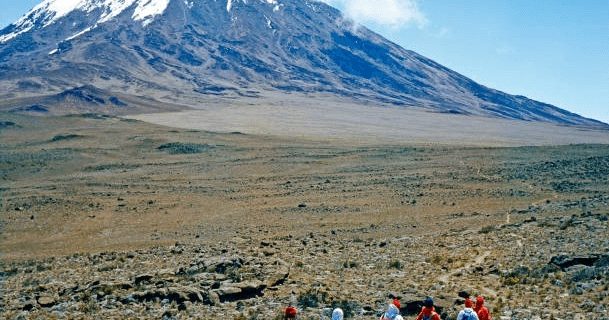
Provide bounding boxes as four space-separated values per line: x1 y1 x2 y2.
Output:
320 0 427 28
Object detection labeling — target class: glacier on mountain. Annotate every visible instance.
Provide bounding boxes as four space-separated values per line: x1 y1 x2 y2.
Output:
0 0 285 43
0 0 170 43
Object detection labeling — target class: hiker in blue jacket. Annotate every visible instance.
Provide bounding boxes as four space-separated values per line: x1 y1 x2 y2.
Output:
332 308 344 320
457 298 480 320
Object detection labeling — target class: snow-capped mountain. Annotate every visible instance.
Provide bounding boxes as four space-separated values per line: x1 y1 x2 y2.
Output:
0 0 170 43
0 0 605 127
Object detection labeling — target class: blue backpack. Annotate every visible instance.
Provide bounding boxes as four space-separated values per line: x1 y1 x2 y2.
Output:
461 310 476 320
421 311 439 320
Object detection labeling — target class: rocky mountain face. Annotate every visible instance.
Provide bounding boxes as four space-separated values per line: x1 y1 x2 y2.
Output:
0 0 606 128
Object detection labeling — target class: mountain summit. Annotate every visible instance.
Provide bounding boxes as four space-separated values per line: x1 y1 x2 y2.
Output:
0 0 605 128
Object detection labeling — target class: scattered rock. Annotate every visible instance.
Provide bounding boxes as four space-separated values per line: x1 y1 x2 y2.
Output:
21 302 35 311
266 268 290 288
205 256 243 274
37 295 56 308
550 255 601 270
213 280 266 302
126 285 207 305
134 274 154 285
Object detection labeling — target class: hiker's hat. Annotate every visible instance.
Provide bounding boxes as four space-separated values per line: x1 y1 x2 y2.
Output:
424 296 434 308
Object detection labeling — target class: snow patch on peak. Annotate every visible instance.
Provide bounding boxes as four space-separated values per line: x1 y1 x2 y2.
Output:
40 0 87 20
133 0 171 26
95 0 138 24
226 0 281 13
0 0 84 43
0 0 170 43
66 25 95 41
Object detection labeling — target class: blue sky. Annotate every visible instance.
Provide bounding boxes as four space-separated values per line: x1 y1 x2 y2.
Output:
1 0 607 124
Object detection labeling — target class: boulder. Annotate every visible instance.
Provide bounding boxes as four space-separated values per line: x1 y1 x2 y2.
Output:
550 255 601 270
179 256 244 275
37 295 56 308
399 294 450 316
205 256 243 274
126 285 208 304
212 280 266 302
207 291 221 306
134 274 154 285
167 286 205 303
265 267 290 288
88 281 133 296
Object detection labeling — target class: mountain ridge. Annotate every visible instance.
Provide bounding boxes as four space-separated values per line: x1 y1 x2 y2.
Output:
0 0 606 128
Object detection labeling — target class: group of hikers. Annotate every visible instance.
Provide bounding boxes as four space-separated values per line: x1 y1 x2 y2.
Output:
283 295 491 320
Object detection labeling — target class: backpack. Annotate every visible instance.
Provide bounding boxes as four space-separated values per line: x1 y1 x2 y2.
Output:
284 306 297 319
422 312 438 320
461 310 476 320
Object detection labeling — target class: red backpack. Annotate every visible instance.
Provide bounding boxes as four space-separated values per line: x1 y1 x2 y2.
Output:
285 306 297 319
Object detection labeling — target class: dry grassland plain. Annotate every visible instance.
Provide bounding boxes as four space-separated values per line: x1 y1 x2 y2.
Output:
1 111 608 319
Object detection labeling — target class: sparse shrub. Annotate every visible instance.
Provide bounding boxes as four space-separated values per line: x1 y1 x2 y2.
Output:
36 263 51 272
51 134 82 142
0 121 18 128
389 260 403 269
559 216 575 230
343 260 358 269
479 225 496 234
331 300 361 318
551 181 581 193
595 255 609 268
158 142 213 154
298 289 326 309
493 297 504 314
226 266 243 282
428 255 443 264
78 291 99 313
22 276 39 287
271 310 286 320
571 266 606 282
528 264 560 278
503 276 521 286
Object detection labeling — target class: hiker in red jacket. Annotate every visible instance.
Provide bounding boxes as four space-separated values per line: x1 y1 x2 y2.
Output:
415 297 441 320
474 296 491 320
284 305 297 319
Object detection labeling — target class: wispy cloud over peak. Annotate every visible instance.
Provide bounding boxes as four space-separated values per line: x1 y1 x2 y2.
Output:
321 0 427 28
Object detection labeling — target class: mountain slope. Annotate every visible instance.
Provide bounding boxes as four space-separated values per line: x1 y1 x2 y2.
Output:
0 0 606 128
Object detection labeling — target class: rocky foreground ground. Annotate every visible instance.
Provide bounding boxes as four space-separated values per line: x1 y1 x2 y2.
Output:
1 113 608 319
